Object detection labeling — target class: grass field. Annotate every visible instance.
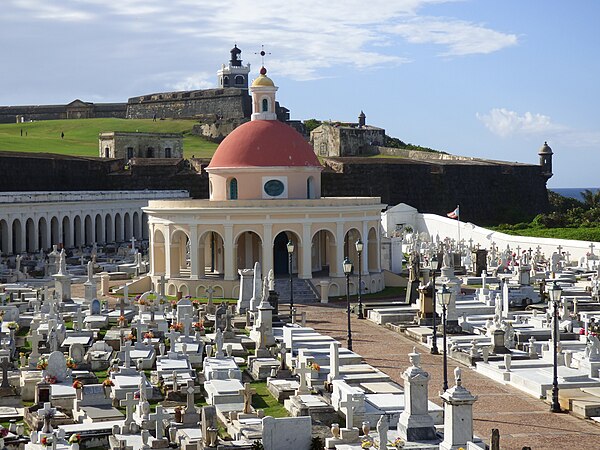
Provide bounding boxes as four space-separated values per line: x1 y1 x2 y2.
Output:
497 226 600 242
0 118 218 158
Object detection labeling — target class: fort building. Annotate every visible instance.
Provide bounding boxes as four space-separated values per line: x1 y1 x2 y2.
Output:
98 132 183 160
310 111 386 157
1 99 126 124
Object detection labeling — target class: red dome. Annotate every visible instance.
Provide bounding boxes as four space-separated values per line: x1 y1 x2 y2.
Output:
207 120 322 169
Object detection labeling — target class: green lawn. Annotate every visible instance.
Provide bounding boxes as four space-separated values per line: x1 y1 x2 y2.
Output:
0 118 218 158
495 226 600 242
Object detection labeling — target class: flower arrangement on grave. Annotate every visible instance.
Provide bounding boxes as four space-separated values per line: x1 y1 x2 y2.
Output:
360 437 374 449
40 436 52 447
102 379 114 387
143 331 154 340
6 322 18 331
134 390 140 400
309 362 320 372
45 375 57 384
72 380 83 389
125 333 135 341
193 321 205 331
37 357 48 370
392 437 405 449
0 428 8 438
170 299 177 308
138 299 147 306
68 434 81 444
66 357 77 369
170 322 183 332
192 298 201 307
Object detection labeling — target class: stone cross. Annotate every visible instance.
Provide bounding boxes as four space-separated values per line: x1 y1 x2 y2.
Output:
185 380 195 412
225 306 234 333
150 405 167 439
255 318 269 351
182 314 193 338
279 342 287 370
30 331 42 358
122 340 133 368
206 287 215 313
0 357 12 388
294 362 312 395
242 382 256 414
38 402 56 433
339 393 360 430
468 238 473 250
120 392 137 426
557 244 563 254
165 329 180 349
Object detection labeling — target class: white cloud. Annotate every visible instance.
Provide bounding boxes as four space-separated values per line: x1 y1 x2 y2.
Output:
3 0 519 80
169 73 213 92
476 108 561 137
476 108 600 148
388 17 518 56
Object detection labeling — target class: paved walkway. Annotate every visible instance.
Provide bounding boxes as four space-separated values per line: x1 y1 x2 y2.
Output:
297 302 600 450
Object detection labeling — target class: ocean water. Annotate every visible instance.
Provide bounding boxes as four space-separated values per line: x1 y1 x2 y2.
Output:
551 188 600 201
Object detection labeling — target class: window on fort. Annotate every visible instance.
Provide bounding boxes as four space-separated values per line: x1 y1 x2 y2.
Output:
235 75 244 85
307 177 315 199
146 147 154 158
104 147 110 158
223 76 229 86
262 98 268 112
229 178 238 200
127 147 133 159
165 148 172 158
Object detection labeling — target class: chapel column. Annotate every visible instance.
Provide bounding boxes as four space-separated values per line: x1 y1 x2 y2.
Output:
32 217 39 252
361 221 369 275
224 224 235 281
189 226 199 280
6 219 13 255
300 223 312 279
164 225 173 278
262 223 273 277
333 222 345 278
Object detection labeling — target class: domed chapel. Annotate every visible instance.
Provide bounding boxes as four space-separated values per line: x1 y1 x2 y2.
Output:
144 66 386 299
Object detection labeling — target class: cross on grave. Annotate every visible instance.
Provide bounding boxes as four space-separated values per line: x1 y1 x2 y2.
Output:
206 287 215 311
120 392 137 426
119 296 126 318
225 306 234 333
294 362 312 395
566 251 571 262
536 245 542 256
339 393 360 430
133 321 144 340
0 357 12 389
468 238 473 250
591 243 596 255
37 402 56 434
255 318 269 350
165 329 181 350
279 342 287 370
122 340 133 368
516 245 521 256
150 404 167 440
185 380 196 412
181 314 194 338
557 244 563 254
241 382 256 414
131 237 136 252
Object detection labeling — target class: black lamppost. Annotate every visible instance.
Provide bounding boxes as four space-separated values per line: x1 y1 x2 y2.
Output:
430 255 439 354
355 239 364 319
439 283 452 391
343 257 354 351
287 240 295 312
549 281 563 413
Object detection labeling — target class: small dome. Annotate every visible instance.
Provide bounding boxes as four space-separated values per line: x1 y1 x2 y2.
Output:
207 120 322 169
251 67 274 87
538 141 553 154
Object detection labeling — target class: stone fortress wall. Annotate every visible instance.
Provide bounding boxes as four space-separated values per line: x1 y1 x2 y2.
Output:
0 151 548 226
0 102 127 124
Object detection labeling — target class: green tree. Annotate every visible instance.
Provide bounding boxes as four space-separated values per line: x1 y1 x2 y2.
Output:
581 189 600 210
304 119 322 134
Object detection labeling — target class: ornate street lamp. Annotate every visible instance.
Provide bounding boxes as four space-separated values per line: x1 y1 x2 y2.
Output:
430 255 439 354
343 257 354 351
355 239 364 319
287 240 295 313
439 283 452 391
548 281 563 413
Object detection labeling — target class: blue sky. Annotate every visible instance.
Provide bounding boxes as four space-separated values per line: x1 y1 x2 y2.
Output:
1 0 598 188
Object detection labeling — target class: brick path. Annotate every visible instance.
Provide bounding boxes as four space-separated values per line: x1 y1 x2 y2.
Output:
298 302 600 450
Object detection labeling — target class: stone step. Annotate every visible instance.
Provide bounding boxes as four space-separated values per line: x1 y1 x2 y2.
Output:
274 278 319 304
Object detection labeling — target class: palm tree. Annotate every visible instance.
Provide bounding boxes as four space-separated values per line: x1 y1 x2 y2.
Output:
581 189 600 209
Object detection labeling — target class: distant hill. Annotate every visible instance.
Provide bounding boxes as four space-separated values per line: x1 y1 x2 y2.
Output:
0 118 218 158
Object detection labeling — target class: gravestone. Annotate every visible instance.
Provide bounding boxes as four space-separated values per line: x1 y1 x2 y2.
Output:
215 304 227 332
46 351 68 383
261 416 312 450
90 298 101 315
201 406 217 447
237 268 254 313
249 262 262 312
69 343 85 364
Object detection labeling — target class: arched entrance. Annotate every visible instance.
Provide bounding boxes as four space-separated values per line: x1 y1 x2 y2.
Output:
95 214 104 244
84 215 93 245
199 231 224 276
74 215 83 247
50 216 59 246
170 229 190 277
311 229 336 277
12 219 22 253
25 218 35 252
38 217 48 250
273 231 300 275
105 214 114 243
234 231 262 272
115 213 123 242
368 227 379 272
63 216 72 248
0 220 8 254
124 212 132 241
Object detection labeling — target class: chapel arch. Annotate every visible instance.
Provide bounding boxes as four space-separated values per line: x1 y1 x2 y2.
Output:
170 229 190 278
84 215 93 245
141 213 149 240
105 214 114 243
95 214 104 244
115 213 123 242
73 215 83 247
368 226 379 272
311 229 337 277
124 212 132 241
62 216 72 248
198 230 225 277
234 230 262 273
273 230 301 276
133 212 141 239
25 217 35 252
343 228 362 265
0 220 9 254
12 219 23 254
38 216 48 250
50 216 59 247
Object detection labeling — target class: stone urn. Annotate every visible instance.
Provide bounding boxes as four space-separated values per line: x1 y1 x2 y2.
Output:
331 423 340 439
174 408 183 423
362 421 371 436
